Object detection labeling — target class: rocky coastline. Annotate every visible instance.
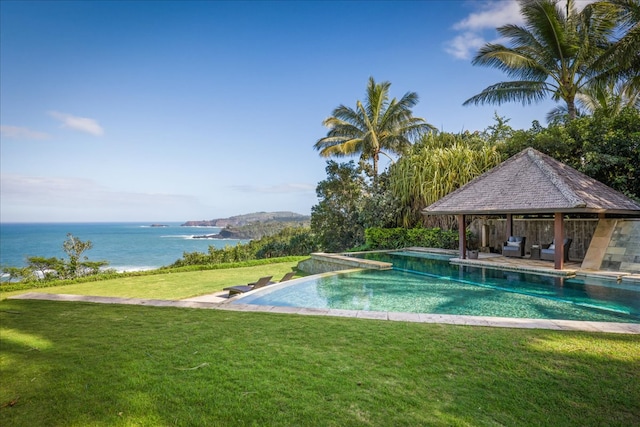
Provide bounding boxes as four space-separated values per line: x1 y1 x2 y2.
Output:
184 211 310 240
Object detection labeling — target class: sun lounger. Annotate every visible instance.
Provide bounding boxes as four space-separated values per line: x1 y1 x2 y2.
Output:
224 276 273 297
276 271 296 283
247 271 296 286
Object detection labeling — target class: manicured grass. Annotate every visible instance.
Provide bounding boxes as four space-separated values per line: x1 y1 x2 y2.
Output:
1 299 639 426
0 261 302 300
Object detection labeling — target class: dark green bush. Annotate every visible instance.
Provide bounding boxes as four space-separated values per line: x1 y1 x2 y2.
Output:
170 227 318 267
364 227 459 250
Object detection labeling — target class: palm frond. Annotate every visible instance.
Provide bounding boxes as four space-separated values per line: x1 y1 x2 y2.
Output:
463 81 549 106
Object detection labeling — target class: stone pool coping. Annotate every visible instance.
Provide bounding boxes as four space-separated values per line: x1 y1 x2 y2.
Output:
9 291 640 335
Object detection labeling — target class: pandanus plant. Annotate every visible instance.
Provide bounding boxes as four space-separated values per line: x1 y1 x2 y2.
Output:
388 134 502 228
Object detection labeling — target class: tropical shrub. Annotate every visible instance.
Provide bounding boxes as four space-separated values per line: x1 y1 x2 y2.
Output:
364 227 459 250
389 133 502 228
1 234 109 283
169 227 317 267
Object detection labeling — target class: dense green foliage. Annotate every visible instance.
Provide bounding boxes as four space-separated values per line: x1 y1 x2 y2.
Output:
388 133 502 227
216 218 310 239
497 106 640 199
310 105 638 253
310 161 367 252
364 227 459 250
169 227 317 267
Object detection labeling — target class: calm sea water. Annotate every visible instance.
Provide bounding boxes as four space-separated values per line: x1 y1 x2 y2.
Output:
0 223 248 271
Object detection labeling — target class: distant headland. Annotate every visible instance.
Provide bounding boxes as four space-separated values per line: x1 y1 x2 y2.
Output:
183 211 310 240
181 211 310 227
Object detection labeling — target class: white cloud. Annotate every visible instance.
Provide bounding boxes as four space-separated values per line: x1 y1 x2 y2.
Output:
231 183 315 194
0 173 208 222
445 1 522 60
453 1 523 32
48 111 104 136
0 125 51 140
444 32 488 60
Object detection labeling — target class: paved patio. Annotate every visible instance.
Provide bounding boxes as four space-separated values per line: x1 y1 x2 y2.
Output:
450 252 640 282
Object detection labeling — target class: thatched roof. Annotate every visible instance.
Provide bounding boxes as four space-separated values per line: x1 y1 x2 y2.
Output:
423 147 640 215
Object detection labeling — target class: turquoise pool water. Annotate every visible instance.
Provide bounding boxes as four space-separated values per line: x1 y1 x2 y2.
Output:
234 251 640 323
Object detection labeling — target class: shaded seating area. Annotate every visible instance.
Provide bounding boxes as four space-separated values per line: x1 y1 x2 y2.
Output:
541 238 572 262
502 236 526 258
422 147 640 270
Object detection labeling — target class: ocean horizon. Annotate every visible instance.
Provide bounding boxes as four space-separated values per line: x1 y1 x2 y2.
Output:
0 222 249 272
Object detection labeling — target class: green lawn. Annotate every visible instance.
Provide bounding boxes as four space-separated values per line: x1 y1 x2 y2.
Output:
1 298 639 426
1 262 639 426
0 261 302 300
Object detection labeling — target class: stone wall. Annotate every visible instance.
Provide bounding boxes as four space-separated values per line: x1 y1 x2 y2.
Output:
297 253 392 275
584 219 640 274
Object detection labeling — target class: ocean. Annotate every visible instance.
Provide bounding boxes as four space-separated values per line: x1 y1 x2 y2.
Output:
0 223 249 272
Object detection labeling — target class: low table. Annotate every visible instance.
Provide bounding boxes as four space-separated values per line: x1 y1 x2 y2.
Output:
530 245 541 260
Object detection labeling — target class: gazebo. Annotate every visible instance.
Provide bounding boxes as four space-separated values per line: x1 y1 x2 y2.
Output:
422 147 640 270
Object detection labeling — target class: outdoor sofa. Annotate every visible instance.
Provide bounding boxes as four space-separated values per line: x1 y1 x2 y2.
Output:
503 236 526 258
541 238 572 262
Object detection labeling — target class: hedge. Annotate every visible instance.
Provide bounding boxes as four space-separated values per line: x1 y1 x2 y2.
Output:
364 227 459 250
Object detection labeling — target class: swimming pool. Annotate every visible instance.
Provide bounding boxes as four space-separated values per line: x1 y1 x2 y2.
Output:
233 251 640 323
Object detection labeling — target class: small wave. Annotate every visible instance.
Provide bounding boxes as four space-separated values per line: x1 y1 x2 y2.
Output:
111 266 159 273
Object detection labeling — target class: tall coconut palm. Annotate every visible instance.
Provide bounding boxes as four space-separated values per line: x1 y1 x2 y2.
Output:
315 77 435 178
463 0 618 121
546 78 640 122
591 0 640 92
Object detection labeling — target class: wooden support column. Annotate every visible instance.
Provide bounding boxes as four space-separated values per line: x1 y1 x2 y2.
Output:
554 212 565 270
506 213 513 238
458 214 466 259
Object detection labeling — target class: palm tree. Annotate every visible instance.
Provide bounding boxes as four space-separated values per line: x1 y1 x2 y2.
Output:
591 0 640 93
315 77 435 178
463 0 618 121
546 78 640 122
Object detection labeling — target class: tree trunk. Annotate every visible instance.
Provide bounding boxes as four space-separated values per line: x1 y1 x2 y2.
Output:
373 152 379 177
566 96 577 120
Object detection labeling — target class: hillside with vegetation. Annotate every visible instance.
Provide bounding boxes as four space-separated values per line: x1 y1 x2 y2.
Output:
182 211 309 227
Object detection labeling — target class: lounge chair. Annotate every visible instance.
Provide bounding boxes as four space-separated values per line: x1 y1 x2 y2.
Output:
247 271 296 286
541 238 572 262
276 271 296 283
224 276 273 297
502 236 526 258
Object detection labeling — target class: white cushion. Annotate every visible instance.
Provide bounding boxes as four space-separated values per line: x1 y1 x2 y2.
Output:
507 241 520 247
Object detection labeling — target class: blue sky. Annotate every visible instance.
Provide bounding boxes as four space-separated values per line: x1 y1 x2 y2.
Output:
1 0 574 222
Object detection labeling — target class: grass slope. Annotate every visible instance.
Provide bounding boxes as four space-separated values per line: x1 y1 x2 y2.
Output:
0 261 302 300
1 299 639 426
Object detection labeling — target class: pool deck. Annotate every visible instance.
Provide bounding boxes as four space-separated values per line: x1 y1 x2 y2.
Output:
446 251 640 282
10 290 640 334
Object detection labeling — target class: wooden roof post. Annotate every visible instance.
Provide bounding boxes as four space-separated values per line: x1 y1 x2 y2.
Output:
458 214 466 259
554 212 565 270
506 213 513 239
